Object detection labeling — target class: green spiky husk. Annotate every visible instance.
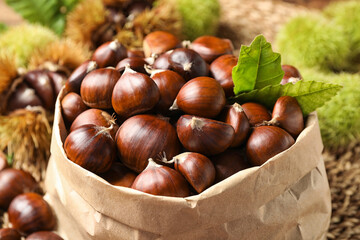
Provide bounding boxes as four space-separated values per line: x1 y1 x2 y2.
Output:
0 24 58 67
300 68 360 149
276 14 352 73
323 1 360 70
177 0 220 40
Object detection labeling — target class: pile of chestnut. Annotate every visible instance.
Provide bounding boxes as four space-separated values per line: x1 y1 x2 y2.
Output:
62 31 304 198
0 153 63 239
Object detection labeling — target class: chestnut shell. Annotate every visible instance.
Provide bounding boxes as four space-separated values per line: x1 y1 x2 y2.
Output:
99 162 137 187
0 169 39 210
173 77 226 118
80 68 121 109
65 61 98 94
143 31 180 58
131 159 190 197
176 115 235 156
0 228 22 240
191 36 233 63
241 102 271 126
115 114 181 173
64 124 116 173
61 92 88 124
210 54 238 97
246 126 295 166
8 193 56 235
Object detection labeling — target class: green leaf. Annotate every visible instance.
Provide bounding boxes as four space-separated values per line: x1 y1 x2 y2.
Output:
229 81 342 116
232 35 284 95
5 0 79 34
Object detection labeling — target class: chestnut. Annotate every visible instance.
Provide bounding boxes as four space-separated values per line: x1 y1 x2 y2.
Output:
270 96 304 138
65 60 98 94
7 83 43 112
143 31 180 58
47 72 66 97
209 54 238 97
169 152 215 193
126 0 152 17
131 158 190 197
219 103 250 147
211 149 250 183
246 126 295 166
23 70 55 110
91 40 127 68
176 115 235 156
80 68 121 109
151 70 186 114
241 102 271 126
170 77 226 118
0 169 39 210
127 49 145 58
115 57 148 74
191 36 233 63
8 193 56 235
169 48 209 81
64 124 116 173
152 51 172 70
70 108 119 139
0 228 21 240
111 67 160 119
115 114 181 173
281 65 302 85
61 92 88 124
26 231 63 240
99 162 137 188
0 151 8 172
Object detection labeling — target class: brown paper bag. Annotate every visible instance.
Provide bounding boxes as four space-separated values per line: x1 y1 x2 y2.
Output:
45 90 331 240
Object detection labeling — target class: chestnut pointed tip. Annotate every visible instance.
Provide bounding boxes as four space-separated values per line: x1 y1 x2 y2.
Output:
87 61 98 73
109 39 120 51
182 40 191 48
189 116 205 131
169 99 179 111
183 62 192 72
123 65 137 74
233 103 244 112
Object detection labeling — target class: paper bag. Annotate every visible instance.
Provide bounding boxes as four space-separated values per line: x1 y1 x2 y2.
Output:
45 90 331 240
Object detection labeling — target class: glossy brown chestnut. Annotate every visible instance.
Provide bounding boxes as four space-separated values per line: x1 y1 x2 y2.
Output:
143 31 180 58
151 70 186 114
169 48 209 81
171 77 226 118
64 124 116 173
127 49 145 58
115 57 147 74
26 231 64 240
177 115 235 156
65 60 98 94
99 162 137 187
191 36 233 63
91 40 127 68
270 96 304 138
0 228 21 240
152 51 172 70
47 72 66 97
111 67 160 119
241 102 271 126
246 126 295 166
281 65 302 85
0 151 8 172
61 92 88 124
8 193 55 235
7 82 43 112
131 158 190 197
23 70 55 110
70 108 118 139
209 54 238 97
80 68 121 109
220 103 250 147
0 169 39 210
170 152 215 193
211 149 250 183
115 114 181 173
